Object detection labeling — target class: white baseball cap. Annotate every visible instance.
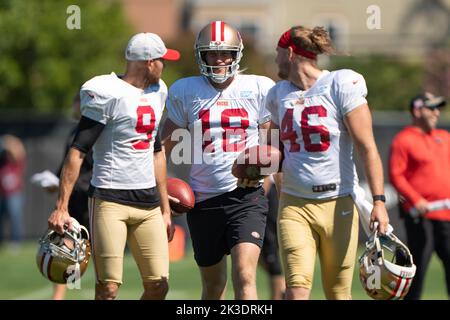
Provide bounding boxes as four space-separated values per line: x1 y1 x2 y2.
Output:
125 32 180 61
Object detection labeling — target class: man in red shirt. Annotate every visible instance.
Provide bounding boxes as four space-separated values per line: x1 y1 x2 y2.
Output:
389 92 450 300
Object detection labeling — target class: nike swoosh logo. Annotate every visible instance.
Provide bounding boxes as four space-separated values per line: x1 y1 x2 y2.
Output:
341 210 353 216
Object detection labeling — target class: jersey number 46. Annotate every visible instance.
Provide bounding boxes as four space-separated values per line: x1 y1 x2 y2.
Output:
281 105 330 152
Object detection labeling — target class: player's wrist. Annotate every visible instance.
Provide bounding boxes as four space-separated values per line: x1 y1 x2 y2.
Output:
55 199 69 211
161 207 172 215
372 194 386 207
372 194 386 204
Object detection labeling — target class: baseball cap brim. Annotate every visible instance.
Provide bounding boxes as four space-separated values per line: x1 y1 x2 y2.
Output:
425 96 446 108
162 49 180 61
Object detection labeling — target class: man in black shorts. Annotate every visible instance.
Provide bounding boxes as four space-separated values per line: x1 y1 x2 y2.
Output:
162 21 274 299
187 187 268 268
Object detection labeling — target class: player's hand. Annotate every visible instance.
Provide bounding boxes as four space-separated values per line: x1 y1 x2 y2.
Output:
237 178 260 188
162 210 175 242
398 194 406 204
369 202 389 234
168 195 180 204
168 195 182 218
414 199 429 215
48 208 72 235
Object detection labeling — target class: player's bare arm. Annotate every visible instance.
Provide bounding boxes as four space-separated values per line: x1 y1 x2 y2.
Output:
48 147 85 234
344 103 389 234
237 121 273 188
237 120 273 188
49 113 104 235
161 118 184 163
267 121 283 197
262 177 272 195
153 149 174 242
259 120 272 145
161 119 184 205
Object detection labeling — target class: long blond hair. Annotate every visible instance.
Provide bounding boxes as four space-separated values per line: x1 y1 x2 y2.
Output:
290 26 335 55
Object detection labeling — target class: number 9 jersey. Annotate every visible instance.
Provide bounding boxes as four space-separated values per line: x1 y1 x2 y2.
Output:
80 72 167 190
266 69 368 199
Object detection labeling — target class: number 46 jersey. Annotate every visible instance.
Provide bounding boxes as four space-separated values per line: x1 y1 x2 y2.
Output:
266 69 368 199
80 72 166 190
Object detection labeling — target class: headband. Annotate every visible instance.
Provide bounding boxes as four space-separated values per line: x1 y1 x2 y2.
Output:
278 29 317 60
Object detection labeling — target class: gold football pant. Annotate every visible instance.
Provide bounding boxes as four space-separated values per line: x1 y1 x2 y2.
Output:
278 193 359 299
89 198 169 284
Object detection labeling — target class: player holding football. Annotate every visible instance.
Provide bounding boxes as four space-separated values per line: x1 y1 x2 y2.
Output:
265 26 389 300
48 33 179 300
161 21 275 300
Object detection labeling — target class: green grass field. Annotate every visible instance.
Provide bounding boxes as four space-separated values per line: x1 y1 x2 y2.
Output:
0 241 447 300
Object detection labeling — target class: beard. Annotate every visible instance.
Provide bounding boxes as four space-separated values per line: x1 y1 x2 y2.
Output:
147 72 161 85
278 70 288 80
277 62 290 80
419 115 438 132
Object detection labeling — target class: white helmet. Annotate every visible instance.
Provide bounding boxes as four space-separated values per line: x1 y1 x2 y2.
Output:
194 21 243 83
359 231 416 300
36 218 91 284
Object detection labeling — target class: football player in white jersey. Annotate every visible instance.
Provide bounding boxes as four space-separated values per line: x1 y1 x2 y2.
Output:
48 33 180 300
266 26 389 300
161 21 275 300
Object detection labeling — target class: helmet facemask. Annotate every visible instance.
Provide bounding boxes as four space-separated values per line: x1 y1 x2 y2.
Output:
41 224 89 264
194 21 244 84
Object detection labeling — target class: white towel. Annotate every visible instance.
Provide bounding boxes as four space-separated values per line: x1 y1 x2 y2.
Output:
409 199 450 218
30 170 59 188
351 184 393 237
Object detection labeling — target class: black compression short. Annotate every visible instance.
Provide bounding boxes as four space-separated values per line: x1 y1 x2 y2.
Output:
187 186 268 267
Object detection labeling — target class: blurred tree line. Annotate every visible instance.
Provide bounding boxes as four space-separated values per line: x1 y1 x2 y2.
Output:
329 49 450 112
329 55 424 111
0 0 446 115
0 0 133 115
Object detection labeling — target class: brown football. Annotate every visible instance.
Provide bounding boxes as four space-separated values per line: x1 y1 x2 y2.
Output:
167 177 195 214
231 145 282 180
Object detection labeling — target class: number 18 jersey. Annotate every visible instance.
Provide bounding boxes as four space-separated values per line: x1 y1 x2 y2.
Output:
167 74 274 202
265 69 368 199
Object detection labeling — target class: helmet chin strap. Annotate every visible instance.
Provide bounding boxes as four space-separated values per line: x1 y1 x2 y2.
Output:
210 73 230 84
196 48 242 84
206 65 236 83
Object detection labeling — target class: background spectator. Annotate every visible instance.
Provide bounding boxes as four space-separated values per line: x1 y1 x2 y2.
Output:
389 92 450 300
0 134 26 248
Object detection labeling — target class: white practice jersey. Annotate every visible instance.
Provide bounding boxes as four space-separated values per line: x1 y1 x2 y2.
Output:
266 69 367 199
80 72 167 189
167 74 274 202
